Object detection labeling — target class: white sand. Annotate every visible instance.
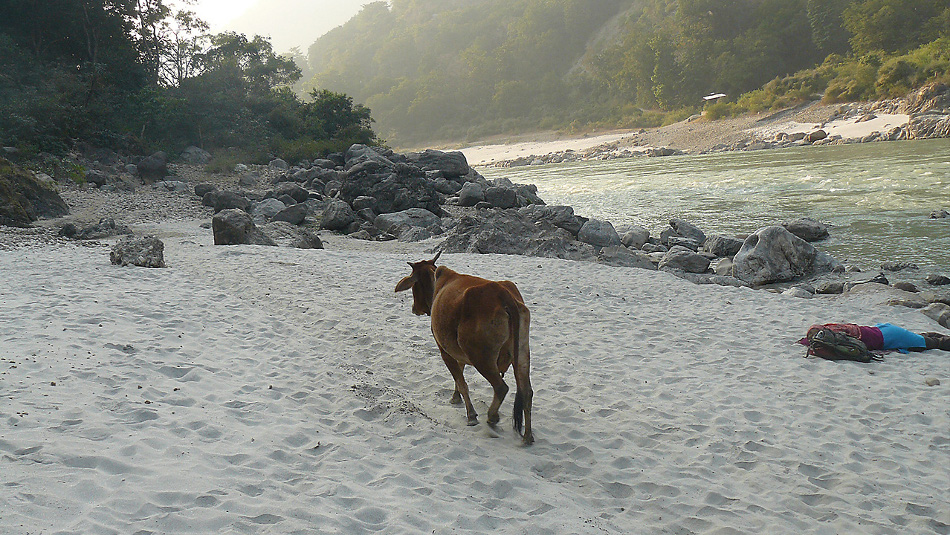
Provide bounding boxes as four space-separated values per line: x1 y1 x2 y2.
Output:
460 132 634 166
2 220 948 534
749 113 910 141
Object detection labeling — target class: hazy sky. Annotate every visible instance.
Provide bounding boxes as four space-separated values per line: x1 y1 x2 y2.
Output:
170 0 368 52
176 0 257 31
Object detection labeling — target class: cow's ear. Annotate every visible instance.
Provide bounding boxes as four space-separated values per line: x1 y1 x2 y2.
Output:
395 275 415 293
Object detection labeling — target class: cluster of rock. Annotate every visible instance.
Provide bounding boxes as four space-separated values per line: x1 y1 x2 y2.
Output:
203 144 549 249
0 157 69 227
488 144 683 168
716 82 950 152
110 235 166 268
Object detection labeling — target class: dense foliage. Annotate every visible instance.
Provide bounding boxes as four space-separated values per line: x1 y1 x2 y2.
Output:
0 0 378 161
304 0 949 144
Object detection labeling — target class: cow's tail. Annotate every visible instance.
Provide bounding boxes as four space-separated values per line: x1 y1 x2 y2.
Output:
503 293 528 437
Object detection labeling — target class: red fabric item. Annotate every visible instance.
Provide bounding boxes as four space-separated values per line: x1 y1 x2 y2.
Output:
805 323 885 350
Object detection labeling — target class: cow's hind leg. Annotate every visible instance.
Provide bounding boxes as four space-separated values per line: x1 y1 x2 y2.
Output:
440 350 477 425
478 367 509 427
450 364 464 405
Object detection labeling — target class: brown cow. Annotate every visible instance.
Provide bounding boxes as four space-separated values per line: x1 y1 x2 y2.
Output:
395 252 533 445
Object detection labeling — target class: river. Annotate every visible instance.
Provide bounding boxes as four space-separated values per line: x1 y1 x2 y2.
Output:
481 139 950 273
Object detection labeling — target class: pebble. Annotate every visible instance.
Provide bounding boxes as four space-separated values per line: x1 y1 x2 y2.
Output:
924 377 941 387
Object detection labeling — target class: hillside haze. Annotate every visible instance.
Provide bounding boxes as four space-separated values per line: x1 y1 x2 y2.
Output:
301 0 948 147
225 0 367 53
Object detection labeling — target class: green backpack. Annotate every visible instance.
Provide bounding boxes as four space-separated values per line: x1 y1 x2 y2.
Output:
806 328 881 363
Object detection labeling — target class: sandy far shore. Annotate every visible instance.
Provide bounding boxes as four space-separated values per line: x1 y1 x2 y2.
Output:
1 217 948 534
458 101 909 165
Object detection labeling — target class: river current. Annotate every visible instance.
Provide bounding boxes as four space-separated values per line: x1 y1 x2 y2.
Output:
482 139 950 273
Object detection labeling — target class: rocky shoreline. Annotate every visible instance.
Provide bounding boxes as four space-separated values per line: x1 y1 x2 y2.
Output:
2 85 948 328
475 82 950 168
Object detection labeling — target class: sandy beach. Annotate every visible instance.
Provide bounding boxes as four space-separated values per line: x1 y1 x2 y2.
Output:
2 182 948 534
458 101 910 165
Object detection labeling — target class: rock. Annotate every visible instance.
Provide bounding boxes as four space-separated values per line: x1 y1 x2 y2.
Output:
110 235 166 268
440 209 583 259
667 236 701 251
733 226 841 285
577 219 621 248
194 183 217 198
406 149 470 178
272 182 309 204
782 287 813 298
921 302 950 329
269 158 289 170
926 274 950 286
60 218 132 240
804 130 828 143
136 153 168 182
259 221 323 249
712 257 734 276
238 172 258 188
154 180 190 193
212 209 277 246
519 205 583 236
180 146 212 165
253 198 287 221
458 182 486 207
621 226 650 249
0 157 69 227
85 169 110 187
321 199 357 231
311 159 337 170
272 203 308 225
703 235 743 258
344 145 395 172
892 281 918 293
205 190 250 213
782 217 829 242
925 377 941 387
374 208 441 235
484 186 519 209
597 246 656 269
815 280 845 294
882 261 918 271
658 246 711 274
931 209 949 219
670 218 706 244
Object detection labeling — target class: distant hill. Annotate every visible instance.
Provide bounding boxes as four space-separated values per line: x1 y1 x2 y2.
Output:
225 0 366 53
300 0 948 146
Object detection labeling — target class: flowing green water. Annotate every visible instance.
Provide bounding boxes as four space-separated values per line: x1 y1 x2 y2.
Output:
482 139 950 272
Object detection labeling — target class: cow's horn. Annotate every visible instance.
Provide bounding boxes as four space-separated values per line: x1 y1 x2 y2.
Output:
431 251 442 264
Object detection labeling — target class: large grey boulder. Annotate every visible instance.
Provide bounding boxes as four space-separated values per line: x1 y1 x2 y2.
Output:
658 246 711 273
598 246 656 269
782 217 829 242
703 235 743 258
212 209 277 246
272 203 308 225
136 152 168 182
578 219 621 248
321 199 357 231
110 235 166 268
406 149 470 178
458 182 486 207
180 146 211 165
259 221 323 249
0 157 69 227
440 209 579 258
621 226 650 249
733 226 840 285
60 218 132 240
344 145 394 173
670 218 706 244
374 208 441 235
519 205 583 236
204 190 251 213
253 198 287 221
485 186 519 209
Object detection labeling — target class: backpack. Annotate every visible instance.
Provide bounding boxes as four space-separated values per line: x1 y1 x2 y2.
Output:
806 328 881 362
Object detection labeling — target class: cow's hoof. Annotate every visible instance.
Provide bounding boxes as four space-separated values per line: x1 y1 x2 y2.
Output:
467 417 479 426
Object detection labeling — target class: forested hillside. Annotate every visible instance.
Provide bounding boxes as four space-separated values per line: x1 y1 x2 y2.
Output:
0 1 377 163
303 0 950 144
